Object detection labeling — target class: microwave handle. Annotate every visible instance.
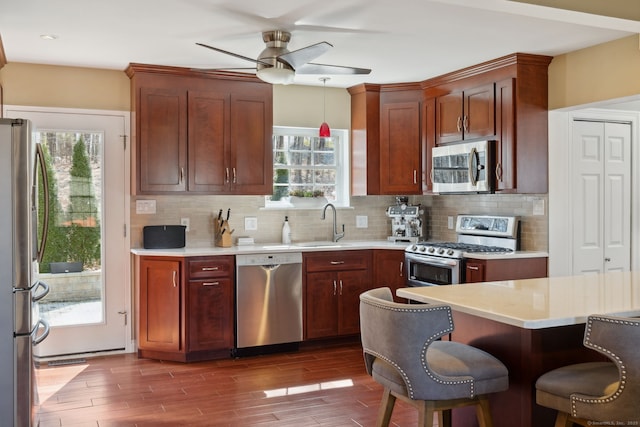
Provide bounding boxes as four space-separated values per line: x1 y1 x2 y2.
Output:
468 147 478 186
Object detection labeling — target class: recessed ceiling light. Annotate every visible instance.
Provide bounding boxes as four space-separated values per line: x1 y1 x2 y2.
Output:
40 34 58 40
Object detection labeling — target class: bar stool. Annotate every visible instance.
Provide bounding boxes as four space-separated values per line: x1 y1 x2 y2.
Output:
359 287 509 427
536 315 640 427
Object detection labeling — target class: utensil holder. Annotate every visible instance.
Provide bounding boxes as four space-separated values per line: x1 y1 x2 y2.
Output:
214 219 232 247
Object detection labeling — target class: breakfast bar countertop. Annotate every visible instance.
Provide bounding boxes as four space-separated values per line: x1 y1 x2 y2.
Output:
397 271 640 329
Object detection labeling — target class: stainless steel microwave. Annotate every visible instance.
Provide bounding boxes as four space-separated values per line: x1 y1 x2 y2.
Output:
431 140 495 193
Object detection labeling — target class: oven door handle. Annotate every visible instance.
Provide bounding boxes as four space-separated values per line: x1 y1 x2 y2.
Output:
405 253 460 267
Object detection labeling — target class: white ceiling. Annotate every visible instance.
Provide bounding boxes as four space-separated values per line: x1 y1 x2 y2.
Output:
0 0 639 88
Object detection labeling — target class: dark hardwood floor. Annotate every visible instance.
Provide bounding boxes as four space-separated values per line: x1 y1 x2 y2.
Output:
36 343 427 426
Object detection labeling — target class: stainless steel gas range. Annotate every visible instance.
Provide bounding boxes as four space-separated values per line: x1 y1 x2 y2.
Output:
405 215 519 286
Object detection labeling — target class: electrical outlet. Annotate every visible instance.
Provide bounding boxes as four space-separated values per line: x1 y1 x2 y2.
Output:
244 216 258 231
180 217 190 232
447 216 454 229
356 215 368 228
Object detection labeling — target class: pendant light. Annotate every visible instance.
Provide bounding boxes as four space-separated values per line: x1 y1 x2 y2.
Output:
319 77 331 137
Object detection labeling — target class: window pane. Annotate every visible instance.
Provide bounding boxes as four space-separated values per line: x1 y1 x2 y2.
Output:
289 169 314 184
290 151 312 166
314 152 335 166
315 169 336 184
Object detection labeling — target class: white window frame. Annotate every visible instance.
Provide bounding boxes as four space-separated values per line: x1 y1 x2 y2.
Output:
265 126 350 208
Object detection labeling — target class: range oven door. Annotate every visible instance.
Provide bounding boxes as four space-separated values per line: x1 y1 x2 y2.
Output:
405 252 462 286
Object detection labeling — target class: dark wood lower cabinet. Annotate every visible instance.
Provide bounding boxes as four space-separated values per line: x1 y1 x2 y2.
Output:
304 250 372 340
465 257 548 283
137 255 234 362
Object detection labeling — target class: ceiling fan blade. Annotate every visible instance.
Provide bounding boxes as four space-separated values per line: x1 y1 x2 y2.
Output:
192 67 257 72
277 42 332 70
296 63 371 75
196 42 270 67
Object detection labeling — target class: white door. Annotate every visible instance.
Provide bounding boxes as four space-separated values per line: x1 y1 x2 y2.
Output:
6 106 130 356
572 120 631 275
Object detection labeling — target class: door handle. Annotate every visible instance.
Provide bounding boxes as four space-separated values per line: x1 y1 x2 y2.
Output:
604 257 611 262
118 310 128 326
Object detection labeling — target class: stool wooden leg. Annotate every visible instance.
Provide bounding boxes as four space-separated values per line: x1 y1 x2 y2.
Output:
554 412 572 427
417 401 435 427
475 396 494 427
376 387 395 427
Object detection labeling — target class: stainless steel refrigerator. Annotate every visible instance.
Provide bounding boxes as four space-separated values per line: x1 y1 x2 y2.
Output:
1 118 50 427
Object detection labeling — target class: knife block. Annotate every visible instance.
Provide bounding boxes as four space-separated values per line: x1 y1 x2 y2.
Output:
214 219 232 247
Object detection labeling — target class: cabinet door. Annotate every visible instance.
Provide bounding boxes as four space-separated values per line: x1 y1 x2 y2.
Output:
463 83 495 140
305 272 338 339
188 91 229 193
230 93 273 194
139 258 182 351
380 101 421 194
186 279 233 352
436 92 463 144
465 261 486 283
495 78 516 191
337 270 371 335
373 250 406 299
138 87 187 193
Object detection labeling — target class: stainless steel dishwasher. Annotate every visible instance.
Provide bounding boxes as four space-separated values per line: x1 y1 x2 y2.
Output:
234 252 303 356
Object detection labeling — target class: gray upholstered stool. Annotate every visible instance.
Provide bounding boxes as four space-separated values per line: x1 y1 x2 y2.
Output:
359 287 509 427
536 315 640 427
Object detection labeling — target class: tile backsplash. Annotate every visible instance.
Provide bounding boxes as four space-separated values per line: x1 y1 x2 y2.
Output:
130 193 548 252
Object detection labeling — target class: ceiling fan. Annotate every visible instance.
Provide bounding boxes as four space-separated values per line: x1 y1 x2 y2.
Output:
196 30 371 85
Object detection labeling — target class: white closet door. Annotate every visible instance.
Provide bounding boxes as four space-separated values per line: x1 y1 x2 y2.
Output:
572 120 631 275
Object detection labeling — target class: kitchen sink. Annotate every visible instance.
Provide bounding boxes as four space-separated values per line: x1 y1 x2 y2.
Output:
294 241 350 248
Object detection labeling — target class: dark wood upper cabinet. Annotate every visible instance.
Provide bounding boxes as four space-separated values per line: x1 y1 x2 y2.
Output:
139 87 187 193
127 64 273 195
349 84 423 195
350 53 551 195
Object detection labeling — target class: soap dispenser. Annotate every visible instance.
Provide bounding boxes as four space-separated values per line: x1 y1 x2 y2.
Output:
282 216 291 244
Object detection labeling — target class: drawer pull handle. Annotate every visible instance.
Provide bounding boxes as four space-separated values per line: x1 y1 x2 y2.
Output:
203 282 220 286
468 266 480 271
330 261 345 265
201 267 219 271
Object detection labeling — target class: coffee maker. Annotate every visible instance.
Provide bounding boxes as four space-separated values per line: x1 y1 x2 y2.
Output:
386 197 425 243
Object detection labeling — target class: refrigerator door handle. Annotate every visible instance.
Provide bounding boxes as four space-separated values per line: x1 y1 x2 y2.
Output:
35 143 50 264
32 280 50 303
32 319 50 346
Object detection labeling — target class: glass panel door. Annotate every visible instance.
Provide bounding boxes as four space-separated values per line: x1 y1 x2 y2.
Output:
36 131 104 326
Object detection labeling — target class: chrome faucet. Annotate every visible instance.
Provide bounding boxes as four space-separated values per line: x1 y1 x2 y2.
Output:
321 203 345 242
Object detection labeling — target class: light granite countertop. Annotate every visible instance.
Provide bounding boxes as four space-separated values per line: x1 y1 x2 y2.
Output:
397 271 640 329
131 240 549 259
130 239 409 256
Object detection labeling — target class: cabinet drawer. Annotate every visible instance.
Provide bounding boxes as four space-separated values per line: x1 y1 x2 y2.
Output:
188 256 234 279
304 250 371 272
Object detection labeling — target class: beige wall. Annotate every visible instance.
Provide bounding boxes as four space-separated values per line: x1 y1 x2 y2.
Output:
0 62 129 111
548 34 640 110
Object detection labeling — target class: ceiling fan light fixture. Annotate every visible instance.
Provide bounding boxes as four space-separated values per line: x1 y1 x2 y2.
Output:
256 66 294 85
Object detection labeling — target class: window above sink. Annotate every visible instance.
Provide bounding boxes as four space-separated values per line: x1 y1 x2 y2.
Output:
265 126 350 209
